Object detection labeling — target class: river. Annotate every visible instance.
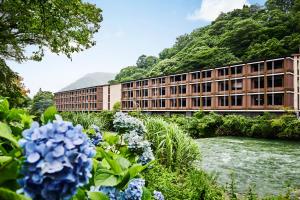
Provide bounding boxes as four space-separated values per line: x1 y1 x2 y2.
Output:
196 137 300 197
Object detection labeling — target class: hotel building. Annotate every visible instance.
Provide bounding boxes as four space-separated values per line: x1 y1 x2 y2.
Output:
54 84 121 112
121 54 300 114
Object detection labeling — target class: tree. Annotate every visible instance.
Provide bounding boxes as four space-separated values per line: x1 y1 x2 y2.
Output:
31 89 54 116
136 55 159 69
0 0 102 62
0 59 29 107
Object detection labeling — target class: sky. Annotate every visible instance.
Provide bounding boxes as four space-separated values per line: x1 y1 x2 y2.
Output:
9 0 266 97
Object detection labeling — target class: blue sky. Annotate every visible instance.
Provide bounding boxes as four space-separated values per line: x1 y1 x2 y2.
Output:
9 0 266 96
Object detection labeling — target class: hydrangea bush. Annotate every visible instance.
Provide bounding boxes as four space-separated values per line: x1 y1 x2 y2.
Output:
114 112 154 165
113 112 146 135
18 115 95 200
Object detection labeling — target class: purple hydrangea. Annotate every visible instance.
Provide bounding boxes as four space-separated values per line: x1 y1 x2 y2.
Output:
123 178 145 200
18 115 95 200
153 190 164 200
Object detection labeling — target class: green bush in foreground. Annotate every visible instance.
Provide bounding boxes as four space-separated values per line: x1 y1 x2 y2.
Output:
144 117 200 171
143 164 224 200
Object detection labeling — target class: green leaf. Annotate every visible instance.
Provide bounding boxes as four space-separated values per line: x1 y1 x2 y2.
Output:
94 172 119 187
0 188 29 200
0 160 19 185
71 188 86 200
88 191 109 200
0 122 19 147
142 187 152 200
116 157 131 170
128 164 147 179
41 106 57 124
99 148 123 174
0 156 12 164
103 132 119 145
0 99 9 114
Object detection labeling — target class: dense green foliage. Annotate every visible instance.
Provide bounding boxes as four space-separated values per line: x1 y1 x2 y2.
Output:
143 164 224 200
114 0 300 82
0 0 102 62
30 89 54 117
0 59 29 107
144 117 200 171
61 111 115 131
164 112 300 140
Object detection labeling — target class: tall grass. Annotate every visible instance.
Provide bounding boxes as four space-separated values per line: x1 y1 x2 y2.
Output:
144 117 200 171
60 111 114 131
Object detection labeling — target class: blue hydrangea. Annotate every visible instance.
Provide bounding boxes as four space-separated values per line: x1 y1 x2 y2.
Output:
89 125 103 146
123 178 145 200
153 190 164 200
99 186 122 200
138 146 155 165
113 112 146 135
18 115 95 200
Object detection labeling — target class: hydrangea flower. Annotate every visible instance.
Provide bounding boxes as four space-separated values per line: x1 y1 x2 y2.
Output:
18 115 95 200
138 146 155 165
113 112 146 135
99 186 122 200
153 190 164 200
89 125 103 146
123 178 145 200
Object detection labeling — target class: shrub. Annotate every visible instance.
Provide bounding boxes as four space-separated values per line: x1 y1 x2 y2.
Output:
218 115 250 136
197 113 223 137
144 117 200 170
143 164 224 200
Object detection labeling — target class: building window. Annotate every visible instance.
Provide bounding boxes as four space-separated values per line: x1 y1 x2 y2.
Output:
251 94 264 106
170 76 175 82
159 78 166 84
192 97 200 107
218 68 229 76
267 60 283 70
231 65 243 75
218 81 229 91
142 100 148 108
151 100 157 108
142 89 148 97
251 63 264 72
151 79 156 85
231 95 243 106
170 86 177 95
178 85 186 94
202 71 212 79
202 82 212 93
159 99 166 108
267 75 283 88
192 84 200 93
267 93 284 106
218 96 229 106
152 88 157 96
159 87 166 96
252 77 264 89
231 79 243 90
178 98 187 107
170 99 177 107
202 97 212 107
191 72 201 80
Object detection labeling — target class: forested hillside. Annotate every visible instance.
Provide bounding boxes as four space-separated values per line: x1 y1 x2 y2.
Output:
112 0 300 83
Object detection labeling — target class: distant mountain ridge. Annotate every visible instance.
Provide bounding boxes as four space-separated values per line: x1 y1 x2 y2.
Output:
59 72 116 92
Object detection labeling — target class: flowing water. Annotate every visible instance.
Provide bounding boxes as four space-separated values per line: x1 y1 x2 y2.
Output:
196 137 300 196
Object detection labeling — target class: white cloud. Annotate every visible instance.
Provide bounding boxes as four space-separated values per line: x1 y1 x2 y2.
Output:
187 0 250 21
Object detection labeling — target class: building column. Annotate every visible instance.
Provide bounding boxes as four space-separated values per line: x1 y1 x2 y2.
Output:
293 54 300 117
